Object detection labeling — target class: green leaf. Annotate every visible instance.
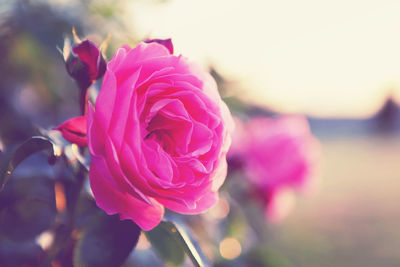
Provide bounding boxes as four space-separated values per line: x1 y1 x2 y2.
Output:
146 220 209 267
0 136 60 190
74 212 141 267
145 222 185 267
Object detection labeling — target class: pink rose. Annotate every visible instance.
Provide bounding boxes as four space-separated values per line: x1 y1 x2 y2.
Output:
87 41 233 230
229 116 319 221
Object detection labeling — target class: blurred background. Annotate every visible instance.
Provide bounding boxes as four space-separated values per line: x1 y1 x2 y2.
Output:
1 0 400 266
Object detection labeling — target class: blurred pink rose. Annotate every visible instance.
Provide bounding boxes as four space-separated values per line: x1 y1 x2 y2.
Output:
229 116 319 221
87 41 233 230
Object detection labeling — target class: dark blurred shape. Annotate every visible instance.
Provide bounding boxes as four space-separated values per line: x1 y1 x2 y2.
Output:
308 94 400 139
0 174 56 241
74 212 141 267
0 237 45 267
372 94 400 133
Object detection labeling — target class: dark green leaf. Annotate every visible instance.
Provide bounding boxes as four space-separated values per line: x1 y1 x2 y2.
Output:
145 221 185 267
0 136 60 190
74 212 141 267
0 176 56 241
146 220 209 267
73 195 100 229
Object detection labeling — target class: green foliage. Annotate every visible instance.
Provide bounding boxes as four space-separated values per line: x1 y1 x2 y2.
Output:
146 220 209 267
146 222 185 266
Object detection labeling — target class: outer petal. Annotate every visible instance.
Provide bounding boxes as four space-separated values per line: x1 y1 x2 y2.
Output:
108 68 141 151
89 158 164 231
94 70 117 131
114 42 171 85
107 46 129 72
211 156 228 191
87 103 105 156
144 38 174 54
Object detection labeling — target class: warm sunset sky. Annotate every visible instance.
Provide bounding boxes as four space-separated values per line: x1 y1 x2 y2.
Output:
126 0 400 117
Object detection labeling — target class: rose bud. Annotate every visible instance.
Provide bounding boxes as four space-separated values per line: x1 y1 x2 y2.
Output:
54 116 87 146
87 40 233 230
144 38 174 54
228 116 319 222
65 40 107 90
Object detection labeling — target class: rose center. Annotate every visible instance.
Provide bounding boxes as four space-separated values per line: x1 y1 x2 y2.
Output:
146 112 192 156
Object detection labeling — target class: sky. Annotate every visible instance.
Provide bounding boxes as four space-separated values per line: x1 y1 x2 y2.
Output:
126 0 400 117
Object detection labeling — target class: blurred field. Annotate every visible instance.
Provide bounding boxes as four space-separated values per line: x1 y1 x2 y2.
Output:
271 135 400 267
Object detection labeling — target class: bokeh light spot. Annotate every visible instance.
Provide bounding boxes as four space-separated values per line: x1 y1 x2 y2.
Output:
35 230 54 250
219 237 242 260
55 181 66 213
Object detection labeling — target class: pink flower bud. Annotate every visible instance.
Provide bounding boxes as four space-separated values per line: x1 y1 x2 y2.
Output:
54 116 87 146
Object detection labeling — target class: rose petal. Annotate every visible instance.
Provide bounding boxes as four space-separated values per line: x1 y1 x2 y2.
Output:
94 71 117 131
89 157 164 231
87 103 105 156
156 190 218 214
144 38 174 54
108 67 141 150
